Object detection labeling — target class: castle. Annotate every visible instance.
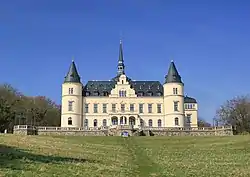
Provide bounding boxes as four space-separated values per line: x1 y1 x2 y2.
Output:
60 40 198 129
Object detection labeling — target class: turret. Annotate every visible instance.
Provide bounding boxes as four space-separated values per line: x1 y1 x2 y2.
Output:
163 60 185 127
61 60 83 127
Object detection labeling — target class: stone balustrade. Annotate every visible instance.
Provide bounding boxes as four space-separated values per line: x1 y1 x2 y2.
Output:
13 125 233 136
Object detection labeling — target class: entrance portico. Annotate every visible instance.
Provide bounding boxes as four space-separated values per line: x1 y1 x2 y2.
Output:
109 113 139 128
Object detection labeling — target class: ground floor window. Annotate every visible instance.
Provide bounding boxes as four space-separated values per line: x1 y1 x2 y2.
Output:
111 117 118 125
158 119 162 127
148 119 153 127
175 117 179 126
103 119 107 126
68 117 72 125
94 119 98 127
84 119 88 127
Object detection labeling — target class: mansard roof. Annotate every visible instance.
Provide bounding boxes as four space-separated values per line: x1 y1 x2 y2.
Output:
184 96 197 103
83 80 163 97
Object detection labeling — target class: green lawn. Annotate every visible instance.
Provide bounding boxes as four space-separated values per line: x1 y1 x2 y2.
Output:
0 135 250 177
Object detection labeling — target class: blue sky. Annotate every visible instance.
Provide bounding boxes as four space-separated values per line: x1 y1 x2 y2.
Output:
0 0 250 123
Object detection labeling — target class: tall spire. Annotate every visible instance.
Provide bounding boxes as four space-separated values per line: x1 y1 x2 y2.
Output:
64 60 81 83
117 39 125 75
164 60 183 84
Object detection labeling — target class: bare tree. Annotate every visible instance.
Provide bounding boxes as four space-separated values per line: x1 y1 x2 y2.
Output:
198 117 212 127
215 95 250 134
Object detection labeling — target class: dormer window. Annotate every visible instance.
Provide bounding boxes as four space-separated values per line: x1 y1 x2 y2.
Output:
122 80 124 84
139 85 142 89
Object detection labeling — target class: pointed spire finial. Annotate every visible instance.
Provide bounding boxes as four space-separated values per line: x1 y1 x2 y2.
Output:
72 56 74 62
117 38 125 75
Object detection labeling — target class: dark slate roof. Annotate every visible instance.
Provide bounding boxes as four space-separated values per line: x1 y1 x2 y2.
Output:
184 96 197 103
165 61 183 84
83 80 163 97
64 61 81 83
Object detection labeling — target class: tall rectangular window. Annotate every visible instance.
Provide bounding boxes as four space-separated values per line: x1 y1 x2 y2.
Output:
112 104 116 112
130 104 134 112
173 88 178 94
186 114 191 123
157 104 161 113
68 88 73 94
139 104 143 113
94 104 98 113
85 104 89 113
121 104 125 112
103 104 107 113
148 104 152 113
68 101 73 111
174 101 179 112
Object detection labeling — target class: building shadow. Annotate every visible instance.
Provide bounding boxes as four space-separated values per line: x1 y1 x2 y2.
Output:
0 144 98 171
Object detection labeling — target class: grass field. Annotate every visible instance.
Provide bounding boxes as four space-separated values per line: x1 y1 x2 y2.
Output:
0 135 250 177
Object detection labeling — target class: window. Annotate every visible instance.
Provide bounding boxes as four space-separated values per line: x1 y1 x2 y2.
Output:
121 104 125 112
119 90 126 97
103 104 107 113
121 80 124 84
112 104 116 112
112 117 118 125
173 88 178 94
140 119 144 127
184 104 187 109
157 104 161 113
68 88 73 94
139 104 143 113
93 119 98 127
85 104 89 113
148 104 152 113
94 104 98 113
148 119 153 127
158 119 162 127
120 117 124 124
93 91 99 96
103 119 107 126
174 101 179 112
186 114 191 123
130 104 134 112
84 119 88 127
175 117 179 126
68 117 72 125
68 101 74 111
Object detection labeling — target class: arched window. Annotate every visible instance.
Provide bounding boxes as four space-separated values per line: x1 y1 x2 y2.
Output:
148 119 153 127
111 117 118 125
158 119 162 127
175 117 179 126
68 117 72 125
84 119 88 127
94 119 98 127
103 119 107 126
120 117 123 124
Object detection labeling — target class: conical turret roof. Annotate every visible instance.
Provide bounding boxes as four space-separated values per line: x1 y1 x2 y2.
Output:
64 60 81 83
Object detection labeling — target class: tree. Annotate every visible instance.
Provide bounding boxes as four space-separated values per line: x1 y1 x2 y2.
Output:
0 83 61 132
198 117 212 127
215 95 250 134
